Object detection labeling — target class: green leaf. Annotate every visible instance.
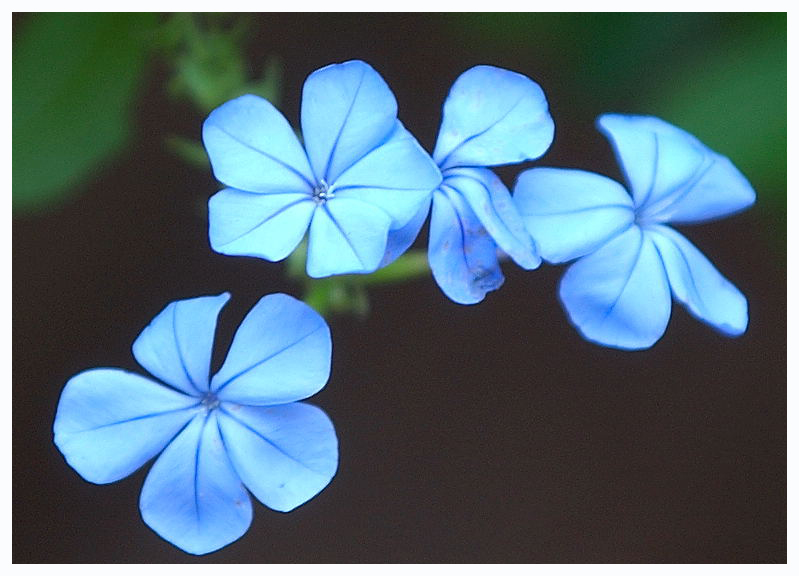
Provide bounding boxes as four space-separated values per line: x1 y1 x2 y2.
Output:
13 13 157 213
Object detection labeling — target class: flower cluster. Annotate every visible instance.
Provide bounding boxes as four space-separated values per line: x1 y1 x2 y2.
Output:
204 59 754 346
54 59 755 556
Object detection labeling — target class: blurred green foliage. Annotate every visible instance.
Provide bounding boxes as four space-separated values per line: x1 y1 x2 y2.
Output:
13 13 157 213
158 14 282 114
12 13 284 212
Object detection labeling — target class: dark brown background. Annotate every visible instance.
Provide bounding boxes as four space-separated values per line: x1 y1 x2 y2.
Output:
14 13 786 562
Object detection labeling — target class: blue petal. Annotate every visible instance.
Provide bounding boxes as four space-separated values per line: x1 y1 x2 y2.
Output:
132 293 230 395
428 188 504 305
433 65 554 170
212 294 331 405
513 167 635 263
53 369 198 484
301 60 397 184
379 198 431 268
305 198 393 277
203 94 314 194
560 226 672 350
139 412 252 555
443 167 540 269
333 121 441 227
597 114 756 223
648 224 748 336
218 403 338 512
208 188 315 262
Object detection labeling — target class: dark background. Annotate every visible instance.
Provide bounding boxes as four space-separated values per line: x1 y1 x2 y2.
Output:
14 13 786 562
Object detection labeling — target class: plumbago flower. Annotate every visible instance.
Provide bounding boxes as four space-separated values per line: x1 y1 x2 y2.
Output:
53 293 338 555
514 114 756 350
203 59 441 278
383 65 554 304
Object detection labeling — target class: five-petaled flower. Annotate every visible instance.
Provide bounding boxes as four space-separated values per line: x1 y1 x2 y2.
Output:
53 293 338 555
384 65 555 304
203 59 442 278
514 114 756 350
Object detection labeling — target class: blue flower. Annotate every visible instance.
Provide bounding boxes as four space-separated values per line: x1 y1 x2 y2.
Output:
53 293 338 555
514 114 756 350
203 60 441 278
383 65 554 304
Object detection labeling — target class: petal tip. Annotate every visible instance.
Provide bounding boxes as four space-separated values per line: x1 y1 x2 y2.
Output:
567 317 665 351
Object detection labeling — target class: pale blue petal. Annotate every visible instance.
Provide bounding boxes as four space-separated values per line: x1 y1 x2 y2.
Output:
132 293 230 395
648 225 748 336
333 121 441 227
433 65 554 170
428 188 504 305
513 167 635 263
139 413 252 555
444 167 540 269
53 369 198 484
596 114 704 212
218 403 338 512
203 94 314 194
305 198 393 277
212 294 331 405
560 226 672 350
208 188 315 262
301 60 397 184
597 114 755 223
379 198 431 268
642 153 756 224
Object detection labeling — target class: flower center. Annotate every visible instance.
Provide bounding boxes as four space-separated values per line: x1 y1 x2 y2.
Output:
312 180 334 205
201 392 220 412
